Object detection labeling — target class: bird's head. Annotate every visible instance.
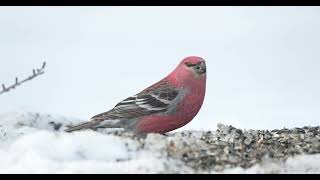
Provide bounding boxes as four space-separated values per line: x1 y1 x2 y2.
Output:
168 56 207 86
181 56 206 75
175 56 206 78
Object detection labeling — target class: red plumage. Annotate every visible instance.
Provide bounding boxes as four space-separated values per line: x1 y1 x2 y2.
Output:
65 56 207 134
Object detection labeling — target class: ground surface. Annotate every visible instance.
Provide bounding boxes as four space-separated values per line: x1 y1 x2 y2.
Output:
0 111 319 174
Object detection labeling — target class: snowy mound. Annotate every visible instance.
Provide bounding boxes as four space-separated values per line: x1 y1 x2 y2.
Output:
0 111 320 174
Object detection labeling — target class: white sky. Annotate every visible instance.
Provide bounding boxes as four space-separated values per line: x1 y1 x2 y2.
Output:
0 6 320 131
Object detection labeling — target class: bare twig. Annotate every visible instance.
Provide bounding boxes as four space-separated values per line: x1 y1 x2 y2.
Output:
0 62 46 95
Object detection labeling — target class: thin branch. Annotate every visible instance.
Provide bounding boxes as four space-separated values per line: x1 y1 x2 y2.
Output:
0 62 46 95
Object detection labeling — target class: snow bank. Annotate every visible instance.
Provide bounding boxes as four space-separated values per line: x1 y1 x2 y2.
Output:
0 111 191 174
0 111 319 174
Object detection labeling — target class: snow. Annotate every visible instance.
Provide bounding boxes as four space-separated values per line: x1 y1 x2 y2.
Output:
0 111 319 174
224 154 320 174
0 111 188 174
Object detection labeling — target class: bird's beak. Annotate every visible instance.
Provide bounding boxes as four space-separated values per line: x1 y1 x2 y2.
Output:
198 61 206 74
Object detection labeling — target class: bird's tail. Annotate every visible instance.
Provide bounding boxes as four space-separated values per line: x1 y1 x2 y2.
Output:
65 120 101 133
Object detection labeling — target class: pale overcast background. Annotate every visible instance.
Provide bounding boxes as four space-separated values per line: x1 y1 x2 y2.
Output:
0 7 319 131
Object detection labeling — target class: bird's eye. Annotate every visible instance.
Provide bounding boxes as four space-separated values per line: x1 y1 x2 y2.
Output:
185 62 196 67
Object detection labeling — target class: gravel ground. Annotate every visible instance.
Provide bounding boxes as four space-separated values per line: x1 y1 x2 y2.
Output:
105 123 320 173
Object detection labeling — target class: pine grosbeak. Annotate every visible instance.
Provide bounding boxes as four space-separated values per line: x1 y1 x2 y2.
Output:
66 56 207 134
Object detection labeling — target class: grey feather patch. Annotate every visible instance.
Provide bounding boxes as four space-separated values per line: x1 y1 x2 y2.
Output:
109 86 180 117
94 119 121 128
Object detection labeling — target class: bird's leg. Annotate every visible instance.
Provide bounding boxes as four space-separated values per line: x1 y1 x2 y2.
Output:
161 133 169 137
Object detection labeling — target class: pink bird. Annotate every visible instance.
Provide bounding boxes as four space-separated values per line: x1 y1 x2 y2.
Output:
65 56 207 134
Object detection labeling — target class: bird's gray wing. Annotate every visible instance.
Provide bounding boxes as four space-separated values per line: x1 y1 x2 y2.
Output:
91 85 180 120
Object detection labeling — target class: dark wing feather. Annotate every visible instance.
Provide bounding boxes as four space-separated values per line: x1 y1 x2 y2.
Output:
90 81 179 120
